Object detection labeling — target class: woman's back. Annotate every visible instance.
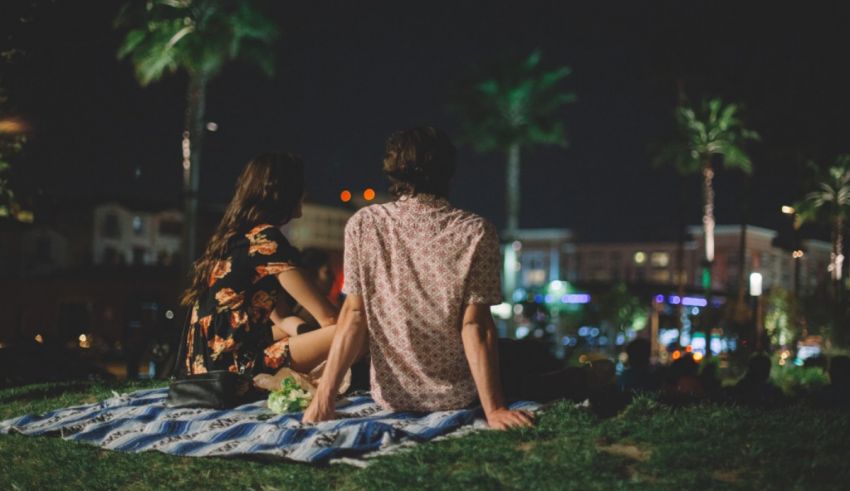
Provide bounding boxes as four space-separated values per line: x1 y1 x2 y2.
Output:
185 224 300 375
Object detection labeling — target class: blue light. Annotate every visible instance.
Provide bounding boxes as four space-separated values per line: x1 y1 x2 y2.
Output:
562 293 591 304
516 326 530 339
544 294 554 303
512 289 527 302
682 297 708 307
616 334 626 345
654 294 665 304
534 294 544 304
669 295 681 305
590 327 600 337
691 307 700 315
561 336 573 346
578 326 590 336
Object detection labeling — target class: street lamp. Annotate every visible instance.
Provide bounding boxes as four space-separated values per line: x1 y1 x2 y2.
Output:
750 272 764 350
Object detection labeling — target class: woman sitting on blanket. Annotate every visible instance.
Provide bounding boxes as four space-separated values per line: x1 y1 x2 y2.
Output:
180 153 346 392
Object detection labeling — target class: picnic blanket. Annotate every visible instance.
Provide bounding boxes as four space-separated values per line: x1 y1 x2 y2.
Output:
0 388 538 464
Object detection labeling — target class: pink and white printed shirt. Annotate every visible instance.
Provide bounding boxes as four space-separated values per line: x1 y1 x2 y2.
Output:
342 194 503 411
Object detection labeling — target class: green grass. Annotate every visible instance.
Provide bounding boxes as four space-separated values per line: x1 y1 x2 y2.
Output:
1 382 849 490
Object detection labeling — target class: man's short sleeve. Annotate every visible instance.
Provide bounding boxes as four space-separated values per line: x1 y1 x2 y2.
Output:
465 221 503 305
341 213 362 296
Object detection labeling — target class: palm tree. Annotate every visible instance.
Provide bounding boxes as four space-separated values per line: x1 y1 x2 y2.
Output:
797 157 850 290
450 50 576 241
655 97 760 295
115 0 279 267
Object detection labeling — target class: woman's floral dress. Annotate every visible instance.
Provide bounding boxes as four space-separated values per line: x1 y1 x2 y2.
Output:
183 224 300 376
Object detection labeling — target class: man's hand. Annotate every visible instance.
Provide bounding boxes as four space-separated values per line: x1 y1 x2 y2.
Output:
485 407 534 430
302 394 336 424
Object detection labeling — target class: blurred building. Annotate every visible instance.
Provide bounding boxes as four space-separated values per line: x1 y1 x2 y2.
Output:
282 202 353 252
511 224 831 296
92 202 183 266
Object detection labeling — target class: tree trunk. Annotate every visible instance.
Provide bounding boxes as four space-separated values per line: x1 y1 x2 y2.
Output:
701 162 715 356
832 215 844 345
702 163 716 266
181 73 208 273
505 142 521 240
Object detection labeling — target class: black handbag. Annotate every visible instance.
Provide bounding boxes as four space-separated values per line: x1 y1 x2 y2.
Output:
165 311 254 409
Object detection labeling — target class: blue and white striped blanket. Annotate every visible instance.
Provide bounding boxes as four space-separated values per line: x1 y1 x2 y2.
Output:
0 388 537 464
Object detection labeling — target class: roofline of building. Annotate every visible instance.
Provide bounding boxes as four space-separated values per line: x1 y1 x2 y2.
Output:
686 224 778 239
511 228 574 241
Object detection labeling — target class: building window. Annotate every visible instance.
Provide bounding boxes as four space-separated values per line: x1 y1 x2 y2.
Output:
132 247 147 265
159 220 182 236
650 252 670 268
102 214 120 238
132 216 144 235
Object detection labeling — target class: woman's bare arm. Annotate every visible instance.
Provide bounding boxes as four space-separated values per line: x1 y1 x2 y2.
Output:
277 268 338 327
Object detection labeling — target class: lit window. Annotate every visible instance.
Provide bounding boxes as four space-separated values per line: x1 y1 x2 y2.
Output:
633 251 647 265
650 252 670 268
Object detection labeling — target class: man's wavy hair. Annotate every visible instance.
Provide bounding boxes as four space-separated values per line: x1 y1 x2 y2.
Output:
382 126 456 198
181 153 304 306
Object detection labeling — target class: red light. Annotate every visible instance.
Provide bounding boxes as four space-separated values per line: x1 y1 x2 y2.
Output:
340 190 352 203
363 188 376 201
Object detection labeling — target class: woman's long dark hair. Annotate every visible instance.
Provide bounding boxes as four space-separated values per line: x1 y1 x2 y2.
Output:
181 153 305 306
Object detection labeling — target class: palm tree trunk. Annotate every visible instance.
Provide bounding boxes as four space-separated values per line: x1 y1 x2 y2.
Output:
832 215 844 284
181 73 208 273
832 215 844 345
505 142 521 240
702 163 716 267
701 162 715 356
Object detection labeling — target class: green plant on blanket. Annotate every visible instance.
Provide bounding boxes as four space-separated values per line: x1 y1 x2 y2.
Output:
267 376 312 414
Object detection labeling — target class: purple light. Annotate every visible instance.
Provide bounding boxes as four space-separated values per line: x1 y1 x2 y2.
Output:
562 293 591 304
668 295 681 305
654 294 665 304
682 296 708 307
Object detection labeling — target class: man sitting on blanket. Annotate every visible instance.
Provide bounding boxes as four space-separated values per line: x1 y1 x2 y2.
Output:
304 127 557 429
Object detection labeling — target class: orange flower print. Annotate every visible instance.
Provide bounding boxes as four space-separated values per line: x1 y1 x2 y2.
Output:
199 315 212 337
250 290 275 323
190 305 199 324
192 354 207 374
214 287 244 312
230 310 249 330
185 327 196 373
228 363 239 373
209 335 236 359
264 339 290 369
247 224 272 236
253 262 296 283
246 226 278 256
208 259 232 286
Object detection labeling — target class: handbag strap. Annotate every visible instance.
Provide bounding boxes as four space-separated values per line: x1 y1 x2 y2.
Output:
170 307 194 379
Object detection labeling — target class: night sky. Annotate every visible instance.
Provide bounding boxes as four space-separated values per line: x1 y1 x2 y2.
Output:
5 1 850 242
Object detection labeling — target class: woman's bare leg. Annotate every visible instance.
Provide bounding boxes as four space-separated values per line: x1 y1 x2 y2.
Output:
288 325 337 371
253 325 338 391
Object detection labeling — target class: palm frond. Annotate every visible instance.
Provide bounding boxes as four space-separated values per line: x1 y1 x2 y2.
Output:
450 50 575 152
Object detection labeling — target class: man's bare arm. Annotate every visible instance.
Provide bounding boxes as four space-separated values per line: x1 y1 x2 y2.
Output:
302 294 368 423
461 304 533 430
